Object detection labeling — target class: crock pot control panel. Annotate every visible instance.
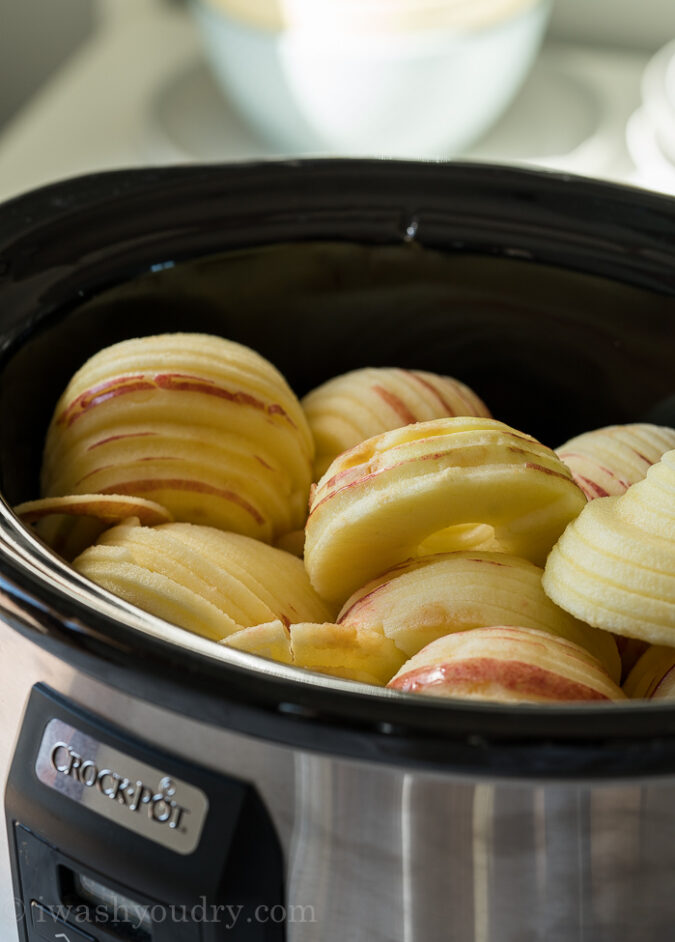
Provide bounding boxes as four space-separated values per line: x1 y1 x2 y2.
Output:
5 685 285 941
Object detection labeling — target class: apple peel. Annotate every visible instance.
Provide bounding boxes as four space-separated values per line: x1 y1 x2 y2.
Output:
388 626 625 703
557 423 675 500
41 333 314 542
337 550 621 682
302 366 491 479
14 493 173 561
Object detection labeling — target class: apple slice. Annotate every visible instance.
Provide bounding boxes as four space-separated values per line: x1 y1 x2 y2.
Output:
289 621 404 684
337 550 620 681
305 416 586 606
388 626 626 703
624 646 675 700
74 550 242 641
302 367 490 479
543 449 675 645
223 620 294 664
41 333 314 542
222 619 405 685
14 493 172 560
557 423 675 499
73 519 334 641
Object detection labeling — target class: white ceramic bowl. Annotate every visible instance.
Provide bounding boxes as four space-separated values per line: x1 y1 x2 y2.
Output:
626 107 675 196
190 0 553 158
641 39 675 165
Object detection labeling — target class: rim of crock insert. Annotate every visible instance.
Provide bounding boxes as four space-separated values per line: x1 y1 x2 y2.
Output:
0 158 674 780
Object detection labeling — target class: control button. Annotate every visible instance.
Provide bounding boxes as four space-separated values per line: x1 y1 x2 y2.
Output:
30 902 95 942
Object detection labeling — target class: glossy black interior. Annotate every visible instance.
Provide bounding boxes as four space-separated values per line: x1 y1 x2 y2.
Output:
1 240 673 504
0 160 674 772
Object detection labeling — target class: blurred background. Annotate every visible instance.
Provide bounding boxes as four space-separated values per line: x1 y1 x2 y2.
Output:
0 0 674 202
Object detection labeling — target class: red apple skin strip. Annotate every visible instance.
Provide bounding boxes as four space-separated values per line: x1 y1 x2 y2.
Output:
304 416 586 606
335 550 621 683
56 373 297 431
14 494 175 561
41 334 314 543
302 366 491 479
387 626 625 703
390 658 614 702
96 479 265 526
14 494 173 527
556 424 675 500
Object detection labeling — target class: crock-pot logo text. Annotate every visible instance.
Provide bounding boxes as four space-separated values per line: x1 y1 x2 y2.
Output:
50 741 190 831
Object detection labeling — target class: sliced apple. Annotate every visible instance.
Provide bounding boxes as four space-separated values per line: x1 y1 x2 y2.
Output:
73 519 334 641
302 366 491 479
624 645 675 700
289 621 405 683
557 423 675 500
14 493 173 560
543 449 675 645
337 550 620 681
305 416 587 606
388 626 625 703
222 619 405 684
41 334 314 542
223 620 294 664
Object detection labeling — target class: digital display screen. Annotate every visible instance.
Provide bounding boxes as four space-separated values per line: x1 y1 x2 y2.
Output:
69 871 152 940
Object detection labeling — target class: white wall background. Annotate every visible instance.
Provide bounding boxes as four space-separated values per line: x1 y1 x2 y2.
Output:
550 0 675 50
0 0 94 128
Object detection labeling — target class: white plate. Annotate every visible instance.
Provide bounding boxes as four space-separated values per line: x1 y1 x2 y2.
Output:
144 43 637 179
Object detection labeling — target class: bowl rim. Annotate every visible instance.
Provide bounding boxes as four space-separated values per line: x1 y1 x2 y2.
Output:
192 0 550 42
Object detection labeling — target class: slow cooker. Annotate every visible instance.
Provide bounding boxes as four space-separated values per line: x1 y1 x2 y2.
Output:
0 160 673 942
